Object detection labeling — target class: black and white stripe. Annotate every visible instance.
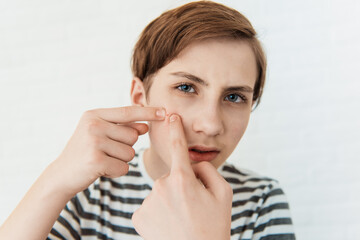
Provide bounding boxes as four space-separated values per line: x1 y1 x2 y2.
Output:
48 153 295 240
222 164 295 239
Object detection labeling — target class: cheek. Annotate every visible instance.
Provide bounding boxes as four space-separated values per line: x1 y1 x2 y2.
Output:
229 116 250 143
220 107 251 146
148 106 189 139
148 95 193 132
147 103 192 153
148 121 167 141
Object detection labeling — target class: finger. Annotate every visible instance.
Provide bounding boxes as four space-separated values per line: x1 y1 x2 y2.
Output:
105 123 146 146
101 154 130 178
168 114 194 176
100 138 135 162
94 106 166 124
127 122 149 135
192 161 230 196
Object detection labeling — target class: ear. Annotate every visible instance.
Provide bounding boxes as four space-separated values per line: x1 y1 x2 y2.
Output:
130 77 147 107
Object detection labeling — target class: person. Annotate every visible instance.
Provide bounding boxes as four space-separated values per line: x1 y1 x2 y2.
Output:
0 1 296 239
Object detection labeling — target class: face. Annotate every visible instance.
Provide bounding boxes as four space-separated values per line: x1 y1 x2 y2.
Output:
131 38 257 179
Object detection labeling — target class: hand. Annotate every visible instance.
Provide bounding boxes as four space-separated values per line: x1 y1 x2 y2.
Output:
50 106 165 197
132 114 233 240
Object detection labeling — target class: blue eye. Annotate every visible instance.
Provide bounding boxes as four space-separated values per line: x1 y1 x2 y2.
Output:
177 84 195 93
225 94 243 103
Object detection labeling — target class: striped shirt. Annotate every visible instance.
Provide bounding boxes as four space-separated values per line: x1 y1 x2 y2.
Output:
48 150 296 240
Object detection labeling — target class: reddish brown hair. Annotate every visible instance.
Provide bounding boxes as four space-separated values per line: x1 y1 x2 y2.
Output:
131 1 266 109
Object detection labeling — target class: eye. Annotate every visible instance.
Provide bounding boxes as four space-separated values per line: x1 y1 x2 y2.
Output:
177 84 195 93
224 93 245 103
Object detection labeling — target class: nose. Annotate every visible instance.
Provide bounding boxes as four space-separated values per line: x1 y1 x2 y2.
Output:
192 104 224 136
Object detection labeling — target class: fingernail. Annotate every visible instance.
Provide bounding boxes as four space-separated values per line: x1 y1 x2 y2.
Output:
169 114 178 122
156 109 165 118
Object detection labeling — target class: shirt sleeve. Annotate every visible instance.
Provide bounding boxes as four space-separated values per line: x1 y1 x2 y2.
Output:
252 181 296 240
47 196 81 240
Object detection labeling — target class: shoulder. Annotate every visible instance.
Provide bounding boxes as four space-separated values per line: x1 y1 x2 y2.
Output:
219 162 288 206
221 163 295 239
219 162 280 191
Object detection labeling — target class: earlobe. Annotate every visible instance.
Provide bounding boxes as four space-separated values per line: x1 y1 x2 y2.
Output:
130 77 147 107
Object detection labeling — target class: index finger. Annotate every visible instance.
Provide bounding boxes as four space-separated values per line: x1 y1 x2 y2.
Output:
93 106 166 124
168 114 195 176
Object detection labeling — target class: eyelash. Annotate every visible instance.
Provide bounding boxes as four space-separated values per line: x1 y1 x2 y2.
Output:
175 83 247 104
176 83 196 93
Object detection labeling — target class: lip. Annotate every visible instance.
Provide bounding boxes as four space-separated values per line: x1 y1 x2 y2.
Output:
188 145 220 162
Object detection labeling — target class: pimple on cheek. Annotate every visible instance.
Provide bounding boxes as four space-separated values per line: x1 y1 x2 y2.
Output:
165 112 184 123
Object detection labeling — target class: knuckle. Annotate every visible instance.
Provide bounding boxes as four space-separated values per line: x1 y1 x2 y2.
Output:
89 136 103 149
88 150 103 165
94 151 103 161
129 147 136 159
128 128 139 144
86 119 102 134
82 110 92 118
171 170 188 188
123 147 135 161
117 162 129 176
103 159 129 178
82 109 97 119
222 182 233 200
152 179 167 198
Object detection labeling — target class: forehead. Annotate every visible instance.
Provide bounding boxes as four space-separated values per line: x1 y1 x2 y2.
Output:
154 38 258 88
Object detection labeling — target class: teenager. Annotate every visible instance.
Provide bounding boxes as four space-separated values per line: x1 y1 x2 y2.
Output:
0 1 296 239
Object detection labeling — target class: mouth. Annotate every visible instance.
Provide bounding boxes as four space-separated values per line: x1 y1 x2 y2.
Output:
188 145 220 162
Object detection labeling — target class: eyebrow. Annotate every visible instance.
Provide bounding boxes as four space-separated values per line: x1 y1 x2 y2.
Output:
171 71 209 86
170 71 254 93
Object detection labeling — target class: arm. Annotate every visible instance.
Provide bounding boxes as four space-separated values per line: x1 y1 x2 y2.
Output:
0 106 165 240
0 161 76 240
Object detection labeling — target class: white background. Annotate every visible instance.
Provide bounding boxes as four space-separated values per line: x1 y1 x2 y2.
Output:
1 0 359 239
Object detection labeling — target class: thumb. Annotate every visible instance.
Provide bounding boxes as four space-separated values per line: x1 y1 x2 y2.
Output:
192 162 231 197
168 114 194 175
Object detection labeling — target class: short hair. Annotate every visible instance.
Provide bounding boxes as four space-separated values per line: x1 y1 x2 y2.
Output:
131 1 266 109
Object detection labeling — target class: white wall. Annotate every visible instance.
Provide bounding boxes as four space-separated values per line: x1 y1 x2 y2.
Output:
1 0 359 239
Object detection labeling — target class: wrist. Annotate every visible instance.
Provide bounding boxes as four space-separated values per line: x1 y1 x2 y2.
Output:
39 160 78 202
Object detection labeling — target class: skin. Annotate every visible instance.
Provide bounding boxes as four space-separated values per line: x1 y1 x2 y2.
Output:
132 114 234 240
131 38 257 180
0 38 257 240
0 106 165 239
131 38 258 239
